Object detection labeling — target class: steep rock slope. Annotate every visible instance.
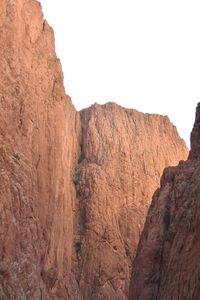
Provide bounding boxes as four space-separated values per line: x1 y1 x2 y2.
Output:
129 103 200 300
0 1 80 299
73 103 188 300
0 1 189 299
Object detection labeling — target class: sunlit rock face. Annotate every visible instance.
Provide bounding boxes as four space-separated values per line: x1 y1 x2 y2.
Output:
0 1 188 299
129 103 200 300
73 103 188 299
0 1 80 299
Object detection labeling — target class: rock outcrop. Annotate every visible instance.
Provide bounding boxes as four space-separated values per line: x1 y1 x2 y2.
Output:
0 1 80 299
129 103 200 300
73 103 188 299
0 1 189 299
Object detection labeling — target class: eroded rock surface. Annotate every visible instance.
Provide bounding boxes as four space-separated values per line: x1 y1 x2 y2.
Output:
0 1 80 299
73 103 188 299
129 103 200 300
0 1 189 299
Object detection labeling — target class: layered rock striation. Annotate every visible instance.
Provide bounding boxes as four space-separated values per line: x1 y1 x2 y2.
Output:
129 103 200 300
0 1 189 299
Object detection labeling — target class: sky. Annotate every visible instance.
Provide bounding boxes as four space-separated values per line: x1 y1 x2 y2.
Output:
40 0 200 147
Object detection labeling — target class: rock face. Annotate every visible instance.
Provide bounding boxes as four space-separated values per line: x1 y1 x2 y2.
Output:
129 103 200 300
0 1 80 299
73 103 188 299
0 1 189 299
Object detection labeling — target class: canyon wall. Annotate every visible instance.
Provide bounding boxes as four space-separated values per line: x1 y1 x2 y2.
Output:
0 1 189 299
129 104 200 300
0 1 80 299
73 103 188 299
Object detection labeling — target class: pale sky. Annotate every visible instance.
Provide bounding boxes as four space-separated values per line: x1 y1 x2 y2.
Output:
40 0 200 147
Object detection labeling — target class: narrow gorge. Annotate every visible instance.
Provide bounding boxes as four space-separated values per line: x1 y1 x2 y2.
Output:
129 102 200 300
0 1 192 300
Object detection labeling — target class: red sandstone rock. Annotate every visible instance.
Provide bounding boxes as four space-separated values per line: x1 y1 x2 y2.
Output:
0 1 80 299
129 103 200 300
0 1 189 299
73 103 188 299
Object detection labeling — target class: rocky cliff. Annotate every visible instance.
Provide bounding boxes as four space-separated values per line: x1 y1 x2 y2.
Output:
129 104 200 300
73 103 188 299
0 1 188 299
0 1 80 299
